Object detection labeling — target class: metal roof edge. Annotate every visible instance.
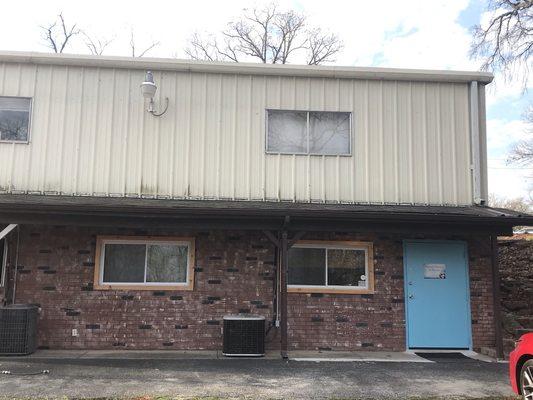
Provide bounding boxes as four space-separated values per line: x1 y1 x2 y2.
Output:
0 50 494 84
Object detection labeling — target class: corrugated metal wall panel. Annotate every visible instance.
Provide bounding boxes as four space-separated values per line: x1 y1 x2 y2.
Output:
0 62 475 205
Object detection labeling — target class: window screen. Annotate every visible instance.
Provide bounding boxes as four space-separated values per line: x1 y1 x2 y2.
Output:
267 110 351 155
0 97 31 142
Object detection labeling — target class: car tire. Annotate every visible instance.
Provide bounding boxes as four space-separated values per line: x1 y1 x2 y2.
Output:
520 359 533 399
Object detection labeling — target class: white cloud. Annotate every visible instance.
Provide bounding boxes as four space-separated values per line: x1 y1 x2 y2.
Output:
486 118 532 199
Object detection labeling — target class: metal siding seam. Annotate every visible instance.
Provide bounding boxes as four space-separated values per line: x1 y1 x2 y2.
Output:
364 81 370 203
350 80 355 203
394 81 399 202
153 72 162 196
408 82 414 204
170 73 179 197
201 73 207 198
41 66 54 194
247 75 253 200
58 66 69 194
451 85 458 204
90 68 101 196
25 65 38 192
291 77 296 202
422 83 429 204
307 77 311 202
185 75 192 197
106 69 117 196
121 70 132 196
73 68 85 194
379 81 384 203
261 76 266 201
335 79 340 202
436 84 443 204
276 76 281 201
231 74 238 200
137 70 146 197
7 65 21 192
215 74 222 199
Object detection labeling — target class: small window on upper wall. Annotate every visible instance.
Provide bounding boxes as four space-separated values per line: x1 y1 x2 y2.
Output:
266 110 351 155
0 97 32 143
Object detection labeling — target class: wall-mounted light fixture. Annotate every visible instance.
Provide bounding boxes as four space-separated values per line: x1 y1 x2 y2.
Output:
140 71 169 117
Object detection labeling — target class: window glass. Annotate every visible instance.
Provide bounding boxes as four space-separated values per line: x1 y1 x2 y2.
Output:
146 244 188 283
327 249 366 286
309 112 350 155
0 97 31 142
102 243 146 283
267 110 351 155
267 110 307 153
288 247 326 285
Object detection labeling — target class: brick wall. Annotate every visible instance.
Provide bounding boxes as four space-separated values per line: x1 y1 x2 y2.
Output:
3 225 496 352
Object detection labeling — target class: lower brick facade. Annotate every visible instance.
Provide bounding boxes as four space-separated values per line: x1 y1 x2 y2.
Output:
1 225 496 352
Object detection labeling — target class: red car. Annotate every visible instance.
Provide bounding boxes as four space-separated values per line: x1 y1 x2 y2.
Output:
510 333 533 398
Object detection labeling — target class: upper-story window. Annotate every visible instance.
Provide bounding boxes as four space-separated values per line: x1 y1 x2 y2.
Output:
266 110 351 155
0 97 32 143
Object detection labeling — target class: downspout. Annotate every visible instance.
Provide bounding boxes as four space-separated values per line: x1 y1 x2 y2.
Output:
279 230 289 359
490 235 504 359
469 81 483 205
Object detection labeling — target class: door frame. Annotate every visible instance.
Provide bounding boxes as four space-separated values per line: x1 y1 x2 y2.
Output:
403 240 473 350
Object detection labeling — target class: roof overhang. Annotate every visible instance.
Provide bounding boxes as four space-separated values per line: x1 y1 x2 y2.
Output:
0 195 530 236
0 51 494 84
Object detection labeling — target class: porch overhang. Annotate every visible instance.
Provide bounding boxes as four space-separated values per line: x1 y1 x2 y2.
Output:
0 194 530 235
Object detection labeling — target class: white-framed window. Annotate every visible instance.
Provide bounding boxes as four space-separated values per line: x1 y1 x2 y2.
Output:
94 236 195 290
287 240 374 294
0 239 6 287
0 96 32 143
266 110 352 155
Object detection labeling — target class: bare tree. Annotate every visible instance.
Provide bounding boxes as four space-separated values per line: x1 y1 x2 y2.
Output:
83 32 113 55
185 3 342 65
489 193 532 212
41 13 81 53
130 30 160 58
508 105 533 164
470 0 533 85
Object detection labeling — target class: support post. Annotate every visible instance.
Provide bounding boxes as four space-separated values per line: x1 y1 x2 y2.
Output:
490 235 504 359
280 230 289 359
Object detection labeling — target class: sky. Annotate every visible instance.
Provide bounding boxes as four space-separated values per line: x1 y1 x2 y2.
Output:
0 0 531 201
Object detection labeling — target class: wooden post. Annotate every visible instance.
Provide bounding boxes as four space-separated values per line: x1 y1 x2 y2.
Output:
280 230 289 359
490 235 504 359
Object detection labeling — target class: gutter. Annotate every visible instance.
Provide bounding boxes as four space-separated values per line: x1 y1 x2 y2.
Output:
470 81 484 205
0 51 494 84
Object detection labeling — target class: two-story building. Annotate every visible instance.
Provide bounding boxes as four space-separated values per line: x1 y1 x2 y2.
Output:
0 51 531 357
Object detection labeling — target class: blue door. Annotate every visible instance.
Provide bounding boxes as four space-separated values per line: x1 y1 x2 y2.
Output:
404 241 471 349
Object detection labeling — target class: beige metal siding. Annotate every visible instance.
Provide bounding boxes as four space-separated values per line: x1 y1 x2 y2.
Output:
0 62 474 205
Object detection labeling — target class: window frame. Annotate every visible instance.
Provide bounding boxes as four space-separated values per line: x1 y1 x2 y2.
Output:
287 240 374 294
265 109 353 156
0 96 33 144
93 236 195 291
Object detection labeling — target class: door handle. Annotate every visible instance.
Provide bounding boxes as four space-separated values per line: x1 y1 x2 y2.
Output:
408 294 414 299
